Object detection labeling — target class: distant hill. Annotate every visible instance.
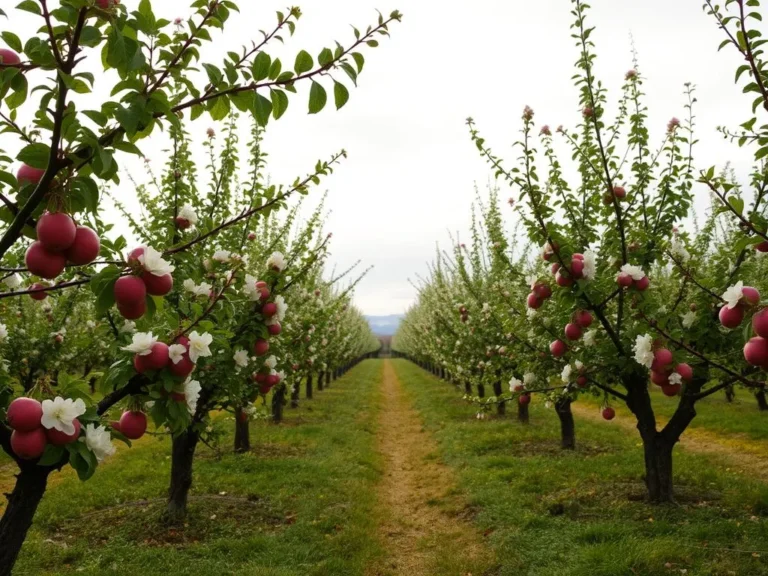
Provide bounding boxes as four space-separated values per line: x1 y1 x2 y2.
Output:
366 314 404 336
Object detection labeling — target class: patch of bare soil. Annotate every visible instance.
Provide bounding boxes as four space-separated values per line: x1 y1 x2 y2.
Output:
368 360 496 576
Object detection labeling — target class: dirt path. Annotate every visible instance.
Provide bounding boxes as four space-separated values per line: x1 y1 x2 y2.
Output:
368 360 495 576
572 402 768 481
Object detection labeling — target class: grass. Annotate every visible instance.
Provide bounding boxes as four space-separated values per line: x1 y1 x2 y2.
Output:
392 359 768 576
578 381 768 441
12 360 385 576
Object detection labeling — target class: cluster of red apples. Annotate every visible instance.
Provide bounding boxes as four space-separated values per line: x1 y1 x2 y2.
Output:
113 247 174 320
250 281 284 395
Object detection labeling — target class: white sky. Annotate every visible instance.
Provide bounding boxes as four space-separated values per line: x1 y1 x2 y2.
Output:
7 1 758 315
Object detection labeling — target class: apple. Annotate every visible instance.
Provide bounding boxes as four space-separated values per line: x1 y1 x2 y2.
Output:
248 232 256 241
551 263 560 274
572 253 584 261
533 283 552 299
650 370 670 386
46 418 81 446
518 394 531 406
756 241 768 253
25 242 66 279
575 310 593 328
675 363 693 381
258 383 273 395
662 383 681 397
114 276 147 305
601 407 615 421
754 308 768 339
550 339 567 358
617 273 633 288
744 337 768 367
134 342 170 373
37 212 77 252
127 246 145 265
17 164 45 187
719 304 745 329
652 348 673 371
266 373 281 387
117 298 146 320
29 282 48 301
175 216 190 230
110 420 121 433
571 259 585 279
65 226 100 265
256 281 270 300
7 397 43 432
0 49 21 66
635 276 650 291
576 376 588 388
254 338 270 356
119 411 147 440
262 302 278 317
141 271 173 296
583 107 594 118
527 293 543 309
95 0 120 8
11 428 47 460
743 286 761 306
555 270 573 287
267 322 282 336
564 323 582 341
613 186 626 199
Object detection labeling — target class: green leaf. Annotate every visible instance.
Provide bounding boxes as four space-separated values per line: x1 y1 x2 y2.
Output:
17 143 49 170
38 444 66 466
270 89 288 119
1 32 22 53
308 81 326 114
253 92 272 126
351 52 365 73
294 50 313 75
318 47 333 68
333 81 349 110
15 1 41 15
252 52 271 82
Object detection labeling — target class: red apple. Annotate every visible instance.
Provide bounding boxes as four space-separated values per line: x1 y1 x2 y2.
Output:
527 293 543 309
743 286 761 306
134 342 170 373
613 186 626 199
16 164 45 187
754 308 768 339
119 411 147 440
635 276 650 291
37 212 77 252
650 370 670 386
617 273 633 288
534 283 552 300
518 394 531 406
550 340 567 358
117 298 146 320
572 253 584 261
555 271 573 287
662 383 681 397
114 276 147 305
248 232 256 241
11 428 46 460
564 323 582 341
169 354 195 378
756 241 768 253
0 49 21 66
571 259 584 279
7 397 43 432
744 337 768 367
256 281 270 300
25 242 66 279
719 304 745 329
46 418 81 446
267 323 282 336
652 348 673 370
577 376 588 388
29 282 48 301
551 263 560 274
575 310 593 328
175 217 190 230
141 271 173 296
602 407 615 421
127 246 145 265
675 363 693 381
95 0 120 8
259 382 273 395
254 338 270 356
65 226 100 265
266 373 281 387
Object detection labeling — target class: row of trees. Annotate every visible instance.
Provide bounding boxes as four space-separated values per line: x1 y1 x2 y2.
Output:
0 1 392 574
394 0 768 505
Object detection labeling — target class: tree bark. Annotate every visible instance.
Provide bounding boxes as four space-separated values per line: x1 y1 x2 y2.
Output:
290 379 300 408
306 373 313 399
725 383 735 403
477 383 485 398
234 408 250 453
166 428 200 521
517 400 529 424
493 381 505 416
555 398 575 449
0 465 50 576
324 371 331 389
757 388 768 411
464 381 472 395
272 385 286 423
317 371 324 392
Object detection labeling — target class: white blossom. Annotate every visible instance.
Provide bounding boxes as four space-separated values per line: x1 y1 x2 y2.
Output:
722 281 744 310
242 274 260 301
668 372 683 386
619 263 646 281
122 332 157 356
184 378 201 415
3 274 20 289
120 320 136 333
0 323 7 343
41 397 86 435
266 251 286 272
574 360 584 370
561 364 573 383
633 334 654 369
526 307 537 319
187 331 212 363
523 373 536 386
213 250 231 263
82 424 116 462
233 349 249 368
509 376 524 392
274 295 288 322
139 246 175 276
264 355 278 369
86 320 96 329
168 344 187 365
582 250 597 281
583 330 597 347
184 279 211 298
681 311 697 329
669 238 690 263
178 203 198 226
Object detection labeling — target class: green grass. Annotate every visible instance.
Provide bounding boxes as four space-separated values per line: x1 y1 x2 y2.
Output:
13 360 385 576
392 359 768 576
579 382 768 442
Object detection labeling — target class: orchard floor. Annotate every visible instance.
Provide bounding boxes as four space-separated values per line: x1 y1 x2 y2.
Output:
9 359 768 575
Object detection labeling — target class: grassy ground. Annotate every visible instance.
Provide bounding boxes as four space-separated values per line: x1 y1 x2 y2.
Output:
578 381 768 441
13 360 385 576
393 359 768 576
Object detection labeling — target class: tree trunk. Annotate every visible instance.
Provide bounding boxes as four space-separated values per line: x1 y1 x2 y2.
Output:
517 400 529 424
291 379 300 408
324 371 331 389
0 465 50 576
234 408 250 453
477 383 485 398
464 381 472 395
306 374 313 399
493 381 505 416
757 388 768 411
317 371 324 392
555 398 575 449
272 385 286 423
166 428 200 522
725 383 735 403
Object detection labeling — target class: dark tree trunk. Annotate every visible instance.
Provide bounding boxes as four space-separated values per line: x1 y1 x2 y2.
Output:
324 371 331 389
0 465 50 576
725 383 735 403
555 398 575 449
291 379 300 408
493 381 505 416
757 388 768 411
477 383 485 398
464 381 472 395
272 385 286 423
517 400 529 424
317 371 324 392
166 428 200 521
306 374 313 399
234 408 250 453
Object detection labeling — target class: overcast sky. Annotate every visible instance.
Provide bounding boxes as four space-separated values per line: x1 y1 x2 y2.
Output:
8 1 758 315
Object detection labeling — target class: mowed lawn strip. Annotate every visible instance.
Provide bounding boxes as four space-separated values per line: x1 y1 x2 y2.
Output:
392 359 768 576
13 360 385 576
